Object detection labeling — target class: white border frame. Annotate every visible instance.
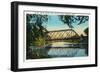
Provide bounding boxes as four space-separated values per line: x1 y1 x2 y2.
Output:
17 4 96 69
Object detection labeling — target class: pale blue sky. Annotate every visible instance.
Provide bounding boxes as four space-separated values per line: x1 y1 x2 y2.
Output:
43 15 70 31
42 15 88 35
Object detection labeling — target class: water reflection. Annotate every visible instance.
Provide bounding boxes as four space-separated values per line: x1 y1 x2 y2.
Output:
30 41 88 59
48 48 87 57
47 42 87 57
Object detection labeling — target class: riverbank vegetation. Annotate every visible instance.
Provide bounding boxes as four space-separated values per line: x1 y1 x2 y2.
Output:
26 14 89 59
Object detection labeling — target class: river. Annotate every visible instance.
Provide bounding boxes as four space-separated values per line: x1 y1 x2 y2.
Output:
30 42 88 58
47 42 87 57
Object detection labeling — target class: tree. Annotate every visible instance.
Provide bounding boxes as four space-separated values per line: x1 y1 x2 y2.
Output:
26 14 48 59
84 28 88 36
59 15 89 28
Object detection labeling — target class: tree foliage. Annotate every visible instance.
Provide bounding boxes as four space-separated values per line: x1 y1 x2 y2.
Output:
59 15 89 28
84 28 88 35
27 14 48 46
26 14 48 59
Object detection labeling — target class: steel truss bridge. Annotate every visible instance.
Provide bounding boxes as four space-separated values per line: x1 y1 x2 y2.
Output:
46 29 80 41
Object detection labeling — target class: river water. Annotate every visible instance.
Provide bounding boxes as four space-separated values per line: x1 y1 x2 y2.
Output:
30 42 88 58
47 42 87 57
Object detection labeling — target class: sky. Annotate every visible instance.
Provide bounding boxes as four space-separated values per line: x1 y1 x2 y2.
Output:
43 15 70 31
42 15 88 36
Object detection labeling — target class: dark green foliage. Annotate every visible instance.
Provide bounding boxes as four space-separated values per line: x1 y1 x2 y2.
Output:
59 15 89 28
26 14 89 59
84 28 88 35
26 14 49 59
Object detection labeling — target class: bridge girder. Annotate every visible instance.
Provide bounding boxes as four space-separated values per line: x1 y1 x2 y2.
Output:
46 29 80 41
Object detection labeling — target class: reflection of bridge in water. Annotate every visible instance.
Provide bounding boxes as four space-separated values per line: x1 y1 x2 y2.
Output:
44 29 88 57
45 29 88 48
30 29 88 58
